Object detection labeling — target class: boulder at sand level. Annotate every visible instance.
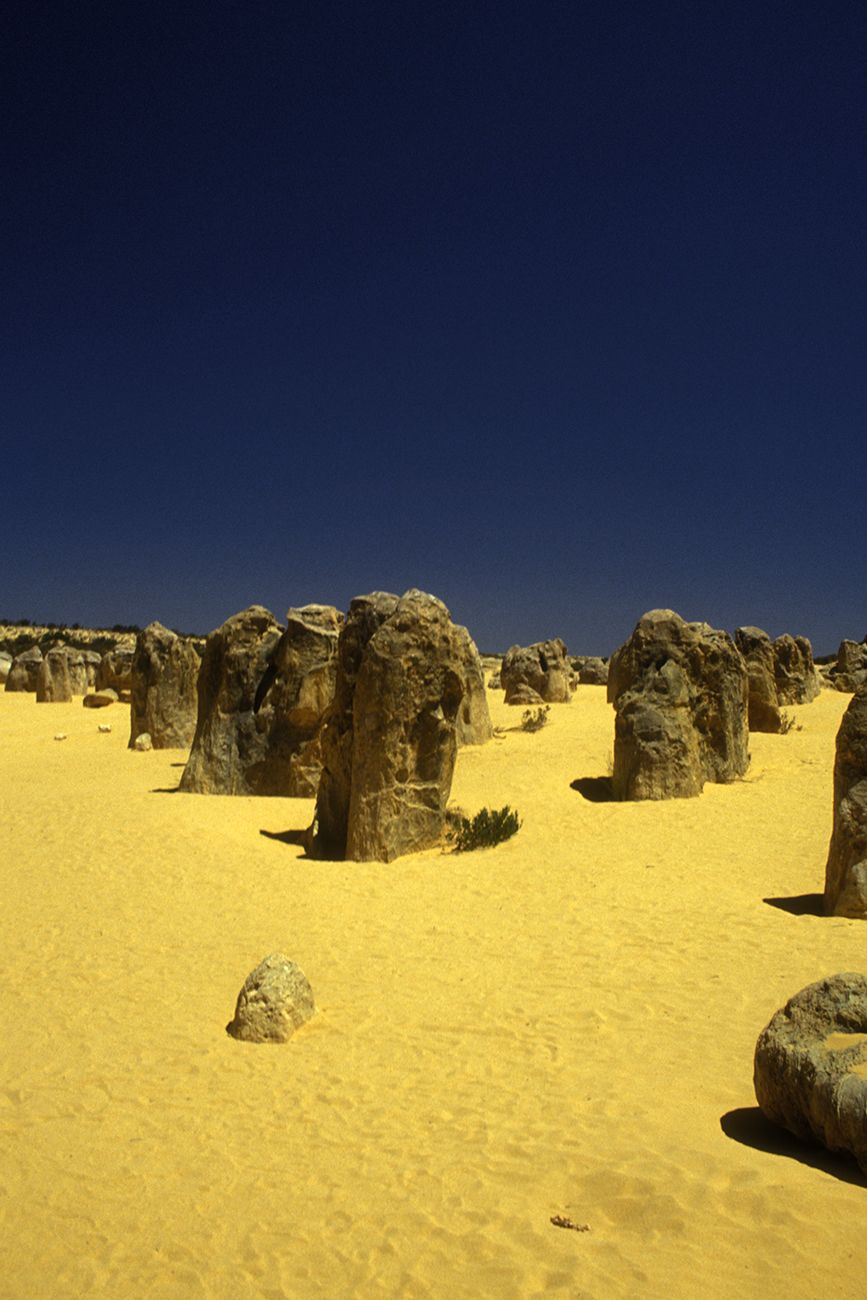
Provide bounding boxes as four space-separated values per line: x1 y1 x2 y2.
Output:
734 626 782 733
181 604 341 796
35 646 73 703
754 973 867 1173
573 656 609 686
307 589 468 862
607 609 749 800
226 953 315 1043
129 623 200 749
4 646 43 692
83 689 118 708
824 685 867 918
773 633 820 705
133 732 153 751
501 639 572 705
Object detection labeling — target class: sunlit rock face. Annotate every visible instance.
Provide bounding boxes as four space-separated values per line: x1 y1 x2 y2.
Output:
824 685 867 918
734 625 782 734
772 633 820 705
501 639 572 705
607 609 749 800
308 589 470 863
128 622 200 750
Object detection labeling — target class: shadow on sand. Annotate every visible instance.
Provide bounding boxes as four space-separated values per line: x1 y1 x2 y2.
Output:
151 786 180 794
762 893 825 916
570 776 616 803
720 1107 867 1187
259 827 310 855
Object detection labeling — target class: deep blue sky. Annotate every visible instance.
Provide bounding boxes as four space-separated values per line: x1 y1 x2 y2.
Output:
2 2 864 655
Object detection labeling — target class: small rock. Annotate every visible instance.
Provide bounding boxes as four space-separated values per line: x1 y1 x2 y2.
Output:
226 953 315 1043
53 733 67 741
133 733 153 751
98 724 112 733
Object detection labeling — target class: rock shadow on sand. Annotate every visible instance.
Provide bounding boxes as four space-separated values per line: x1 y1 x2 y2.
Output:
762 893 824 916
570 776 616 802
259 827 310 854
720 1107 867 1187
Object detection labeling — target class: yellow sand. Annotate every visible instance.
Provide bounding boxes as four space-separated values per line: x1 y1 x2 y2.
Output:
2 686 865 1299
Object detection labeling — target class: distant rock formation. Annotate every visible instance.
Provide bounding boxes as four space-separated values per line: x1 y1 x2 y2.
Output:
734 626 782 733
4 646 43 692
226 953 315 1043
573 655 609 686
824 685 867 918
754 973 867 1173
180 604 341 796
607 609 749 800
501 639 572 705
35 646 73 703
454 625 493 746
96 647 134 695
773 633 820 705
0 652 11 682
307 589 467 862
827 640 867 694
128 622 200 749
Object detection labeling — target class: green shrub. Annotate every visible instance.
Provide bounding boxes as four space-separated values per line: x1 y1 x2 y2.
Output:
521 705 550 732
453 806 521 852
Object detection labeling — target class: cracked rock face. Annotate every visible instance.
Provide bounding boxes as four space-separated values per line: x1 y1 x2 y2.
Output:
772 633 820 705
824 685 867 918
129 622 200 749
607 609 749 800
308 589 469 862
226 953 315 1044
179 604 341 797
754 974 867 1172
501 639 572 705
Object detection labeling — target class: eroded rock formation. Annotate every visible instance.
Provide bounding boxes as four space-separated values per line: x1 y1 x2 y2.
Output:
773 633 820 705
35 646 73 703
226 952 315 1043
128 622 200 749
4 646 43 692
181 603 341 796
308 589 467 862
501 639 572 705
754 973 867 1172
734 626 782 733
828 641 867 694
607 609 749 800
824 685 867 918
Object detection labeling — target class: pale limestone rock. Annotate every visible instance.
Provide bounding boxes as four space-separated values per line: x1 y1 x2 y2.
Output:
226 953 315 1043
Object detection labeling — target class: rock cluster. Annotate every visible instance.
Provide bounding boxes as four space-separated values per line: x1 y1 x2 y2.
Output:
607 609 749 800
226 953 315 1043
129 622 200 749
180 604 341 796
501 639 572 705
572 655 609 686
96 647 134 697
824 685 867 918
308 589 469 862
754 973 867 1173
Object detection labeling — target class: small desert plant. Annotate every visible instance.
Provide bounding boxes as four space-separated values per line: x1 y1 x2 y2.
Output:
453 805 521 852
779 711 802 734
521 705 550 732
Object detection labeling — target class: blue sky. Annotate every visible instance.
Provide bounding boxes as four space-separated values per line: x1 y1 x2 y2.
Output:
2 2 864 654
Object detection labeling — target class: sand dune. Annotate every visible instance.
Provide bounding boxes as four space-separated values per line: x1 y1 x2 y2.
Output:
2 686 865 1298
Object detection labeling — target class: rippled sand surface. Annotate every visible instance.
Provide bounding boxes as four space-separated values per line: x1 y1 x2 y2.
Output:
2 685 865 1298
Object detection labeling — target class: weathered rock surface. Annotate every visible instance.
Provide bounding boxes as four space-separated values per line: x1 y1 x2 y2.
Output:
754 973 867 1172
132 732 153 751
453 626 494 746
96 647 134 694
574 656 609 686
773 633 820 705
83 689 118 708
129 623 200 749
734 626 782 733
501 639 572 705
607 609 749 800
828 640 867 694
181 604 341 796
35 646 74 703
824 685 867 918
308 589 467 862
226 952 315 1043
4 646 43 692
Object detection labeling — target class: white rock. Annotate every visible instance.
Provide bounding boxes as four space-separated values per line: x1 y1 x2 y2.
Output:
98 724 112 734
133 732 153 751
